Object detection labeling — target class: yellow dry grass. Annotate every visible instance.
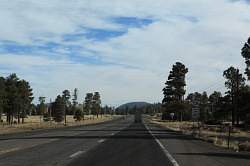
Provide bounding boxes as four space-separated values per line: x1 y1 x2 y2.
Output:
0 115 121 135
150 117 250 151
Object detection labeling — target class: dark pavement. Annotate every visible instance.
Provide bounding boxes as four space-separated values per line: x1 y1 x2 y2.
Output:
145 119 250 166
0 117 133 166
68 122 172 166
0 115 250 166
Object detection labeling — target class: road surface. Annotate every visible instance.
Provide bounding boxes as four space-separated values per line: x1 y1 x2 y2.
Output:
0 115 249 166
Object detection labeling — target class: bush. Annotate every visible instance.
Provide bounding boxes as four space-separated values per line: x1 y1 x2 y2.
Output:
74 108 83 121
43 113 50 122
43 113 53 122
239 141 250 151
205 120 222 125
52 95 65 123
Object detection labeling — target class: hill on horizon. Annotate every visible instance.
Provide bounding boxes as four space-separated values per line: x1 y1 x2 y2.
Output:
117 102 151 110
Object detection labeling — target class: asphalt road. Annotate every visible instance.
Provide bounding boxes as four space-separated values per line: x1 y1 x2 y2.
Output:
0 116 132 166
145 119 250 166
68 120 172 166
0 115 250 166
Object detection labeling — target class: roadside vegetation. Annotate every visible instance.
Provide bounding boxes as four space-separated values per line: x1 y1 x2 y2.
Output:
1 36 250 151
0 74 117 134
158 37 250 151
0 114 118 135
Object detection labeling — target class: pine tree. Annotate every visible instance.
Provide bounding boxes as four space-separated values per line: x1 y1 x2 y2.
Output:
62 90 71 124
38 97 46 115
92 92 101 118
53 95 65 122
72 88 78 113
0 77 6 122
17 80 33 123
162 62 188 120
241 37 250 80
62 90 71 113
200 92 209 121
5 74 19 124
223 67 245 125
84 93 93 115
1 74 33 124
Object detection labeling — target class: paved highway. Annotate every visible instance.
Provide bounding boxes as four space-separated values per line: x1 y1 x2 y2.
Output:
0 115 250 166
0 117 132 166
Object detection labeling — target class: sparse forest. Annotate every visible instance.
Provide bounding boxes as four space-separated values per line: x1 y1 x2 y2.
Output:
161 37 250 127
1 37 250 129
0 74 33 124
0 73 114 126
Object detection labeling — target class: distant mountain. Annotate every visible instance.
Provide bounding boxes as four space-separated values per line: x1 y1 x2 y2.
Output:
117 102 151 110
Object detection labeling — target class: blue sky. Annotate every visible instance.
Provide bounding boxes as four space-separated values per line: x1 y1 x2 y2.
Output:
0 0 249 106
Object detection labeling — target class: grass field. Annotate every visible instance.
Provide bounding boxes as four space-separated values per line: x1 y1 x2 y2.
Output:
0 115 121 135
150 116 250 152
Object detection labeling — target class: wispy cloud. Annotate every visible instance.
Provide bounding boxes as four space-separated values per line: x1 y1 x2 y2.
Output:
0 0 249 105
112 17 154 28
84 28 127 41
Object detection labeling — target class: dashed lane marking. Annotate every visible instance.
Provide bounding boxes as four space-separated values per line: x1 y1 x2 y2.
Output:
145 124 180 166
70 151 85 158
0 148 20 155
98 139 105 143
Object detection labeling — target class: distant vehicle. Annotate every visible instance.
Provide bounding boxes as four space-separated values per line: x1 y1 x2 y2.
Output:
134 111 142 123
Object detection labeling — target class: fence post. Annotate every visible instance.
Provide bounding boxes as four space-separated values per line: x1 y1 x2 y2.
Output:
198 122 201 138
227 125 231 149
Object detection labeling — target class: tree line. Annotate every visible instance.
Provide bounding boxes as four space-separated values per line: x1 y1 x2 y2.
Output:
0 74 33 124
38 90 114 123
0 73 115 124
162 37 250 127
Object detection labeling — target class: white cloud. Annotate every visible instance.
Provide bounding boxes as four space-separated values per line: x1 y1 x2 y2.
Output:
0 0 250 105
0 53 162 105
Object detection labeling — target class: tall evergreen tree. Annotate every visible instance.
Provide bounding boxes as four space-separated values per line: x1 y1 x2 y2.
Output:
5 74 19 124
62 90 71 109
38 96 46 115
1 74 33 124
186 92 202 104
223 67 245 125
238 85 250 124
17 80 33 123
241 37 250 80
84 93 93 115
62 90 71 123
209 91 222 105
53 95 65 122
162 62 188 121
0 77 6 122
92 92 101 118
200 92 209 121
72 88 78 115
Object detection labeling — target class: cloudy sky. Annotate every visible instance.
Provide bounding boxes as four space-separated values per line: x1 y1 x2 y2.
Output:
0 0 249 106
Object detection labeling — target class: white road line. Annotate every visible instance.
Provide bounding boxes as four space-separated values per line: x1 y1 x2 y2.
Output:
145 124 180 166
70 151 85 158
0 148 20 155
98 139 105 143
